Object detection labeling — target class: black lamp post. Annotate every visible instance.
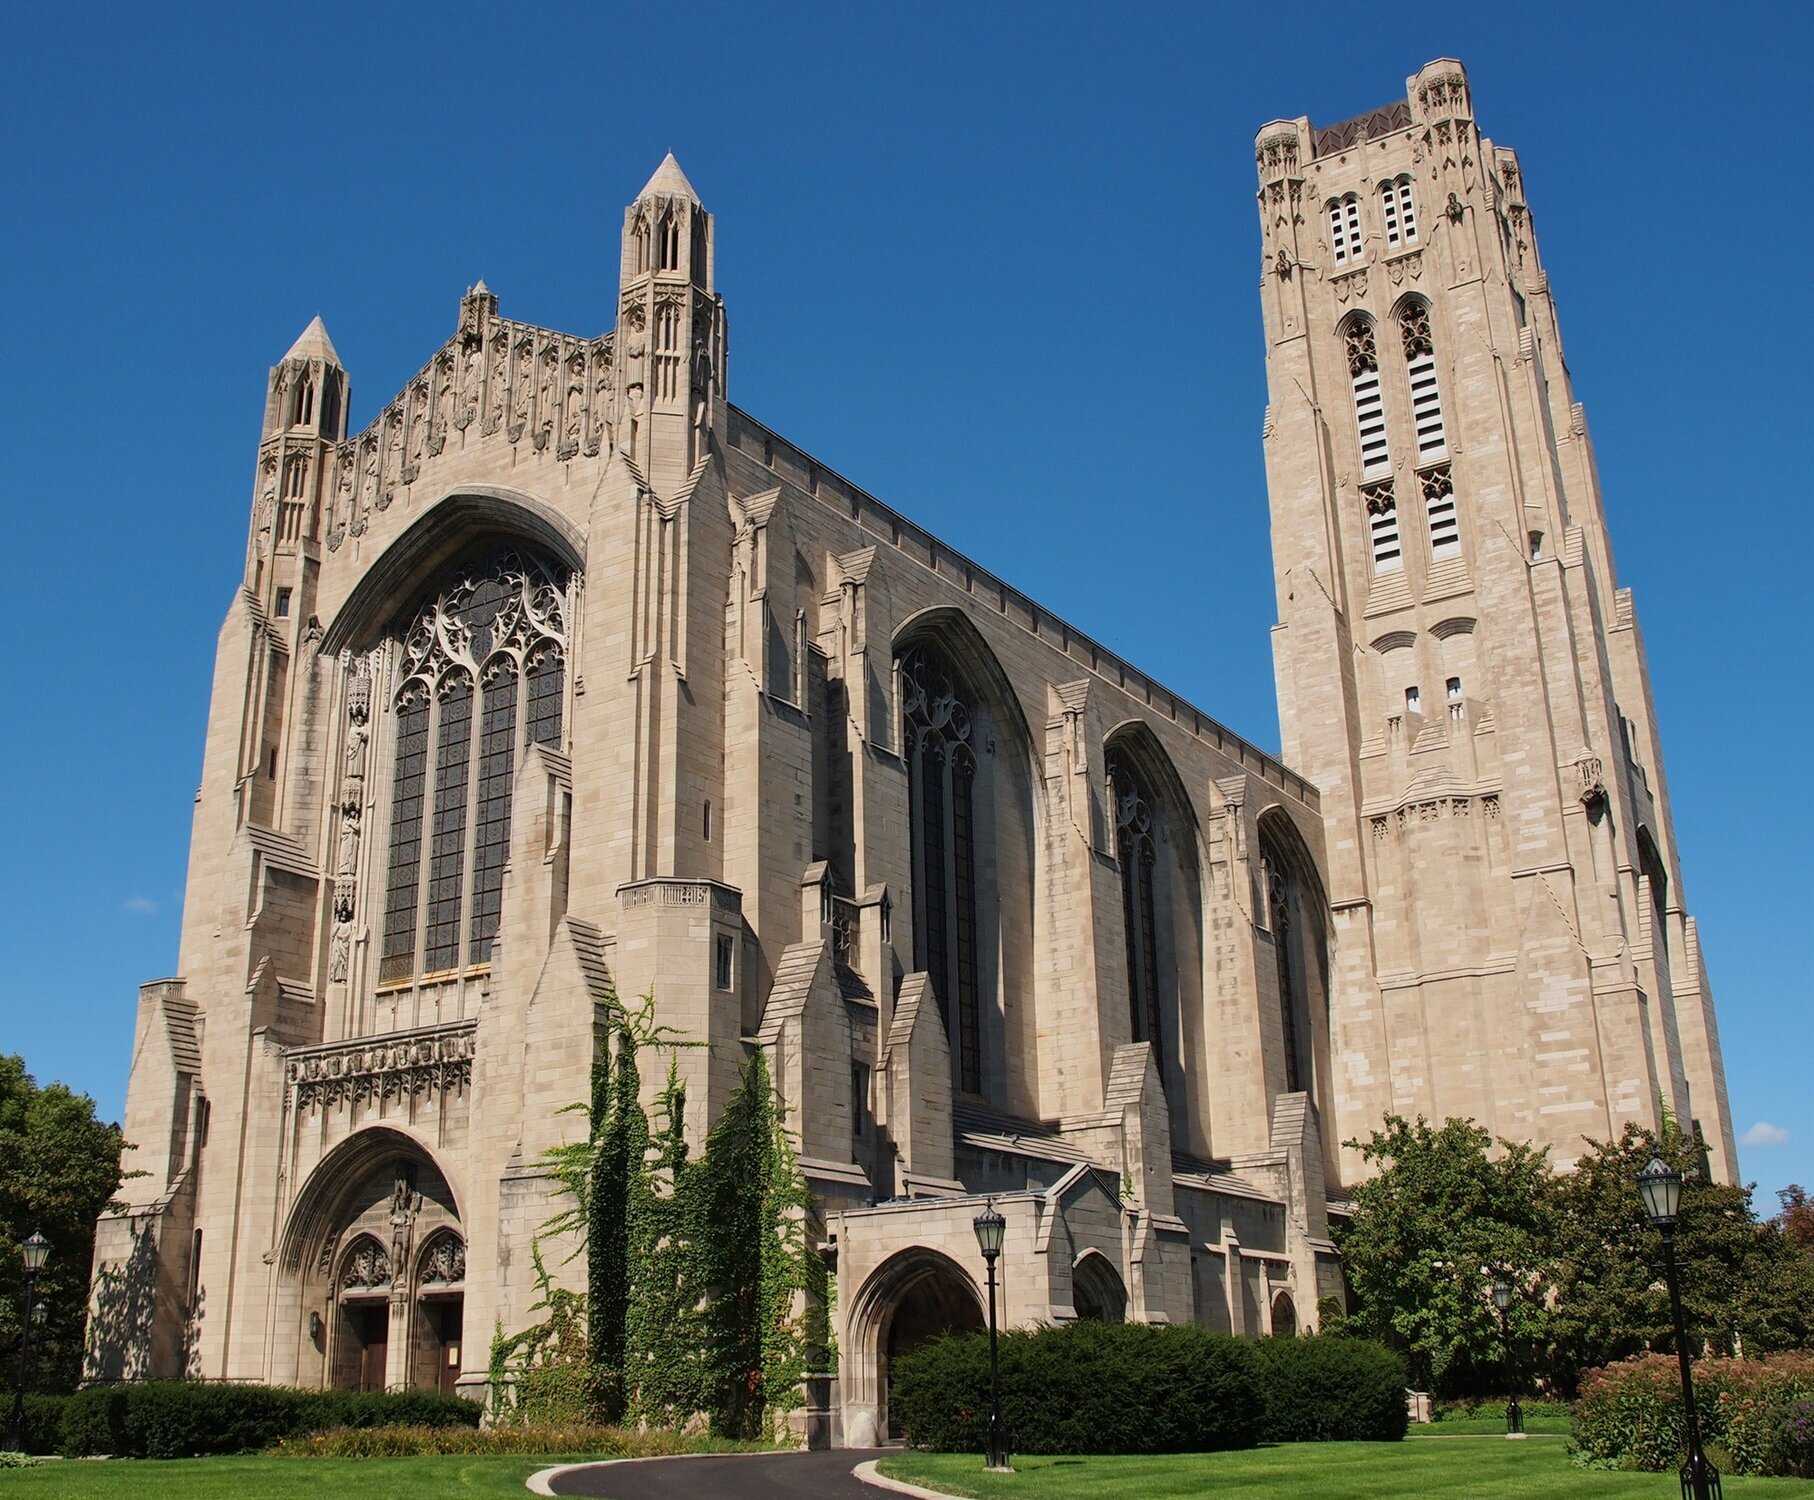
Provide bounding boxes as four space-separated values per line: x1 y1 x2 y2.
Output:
1636 1156 1721 1500
6 1231 51 1453
971 1201 1010 1473
1490 1276 1523 1437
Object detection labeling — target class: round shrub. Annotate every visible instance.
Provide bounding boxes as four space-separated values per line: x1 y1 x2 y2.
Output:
1254 1334 1408 1442
891 1321 1264 1455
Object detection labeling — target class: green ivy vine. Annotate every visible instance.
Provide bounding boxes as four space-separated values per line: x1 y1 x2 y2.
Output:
488 986 831 1442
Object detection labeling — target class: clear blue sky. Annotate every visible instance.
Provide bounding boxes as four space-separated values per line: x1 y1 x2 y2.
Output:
4 3 1808 1207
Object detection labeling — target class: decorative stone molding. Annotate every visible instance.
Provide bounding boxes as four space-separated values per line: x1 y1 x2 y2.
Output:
617 877 742 915
286 1021 476 1111
1575 756 1607 810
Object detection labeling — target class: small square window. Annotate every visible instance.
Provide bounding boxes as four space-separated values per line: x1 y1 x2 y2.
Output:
714 933 734 992
1446 677 1462 702
274 587 292 618
1405 686 1421 715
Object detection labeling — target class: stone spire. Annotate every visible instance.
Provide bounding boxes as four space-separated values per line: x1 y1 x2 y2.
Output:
282 314 342 368
637 151 701 205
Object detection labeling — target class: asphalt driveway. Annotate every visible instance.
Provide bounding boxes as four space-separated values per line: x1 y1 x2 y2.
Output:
546 1449 890 1498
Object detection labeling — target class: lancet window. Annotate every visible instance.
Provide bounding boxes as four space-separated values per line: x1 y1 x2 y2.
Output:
1380 174 1418 247
1107 749 1163 1060
901 642 982 1094
1264 854 1305 1094
378 545 568 984
1327 193 1363 264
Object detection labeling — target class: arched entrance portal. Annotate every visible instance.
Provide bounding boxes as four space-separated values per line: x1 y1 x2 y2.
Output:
846 1248 985 1447
1272 1290 1298 1337
276 1127 466 1394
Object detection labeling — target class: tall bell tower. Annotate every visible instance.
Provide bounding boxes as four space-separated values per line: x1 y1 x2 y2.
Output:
1254 60 1736 1181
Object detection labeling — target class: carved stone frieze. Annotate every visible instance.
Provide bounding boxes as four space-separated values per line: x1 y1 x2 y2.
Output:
286 1022 477 1111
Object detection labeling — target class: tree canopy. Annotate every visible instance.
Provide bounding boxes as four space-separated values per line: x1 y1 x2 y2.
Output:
0 1053 126 1393
1334 1112 1814 1398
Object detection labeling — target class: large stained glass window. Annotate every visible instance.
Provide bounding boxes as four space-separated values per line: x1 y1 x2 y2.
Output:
901 643 981 1094
377 545 568 985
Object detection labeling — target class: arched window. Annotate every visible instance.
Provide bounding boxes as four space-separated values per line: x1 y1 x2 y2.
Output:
378 545 568 984
658 210 681 271
1398 300 1447 463
1327 193 1362 265
1379 174 1418 248
900 642 981 1094
1107 748 1162 1061
294 374 315 427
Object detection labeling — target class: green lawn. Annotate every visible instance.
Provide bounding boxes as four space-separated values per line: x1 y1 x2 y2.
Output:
0 1453 580 1498
878 1439 1814 1498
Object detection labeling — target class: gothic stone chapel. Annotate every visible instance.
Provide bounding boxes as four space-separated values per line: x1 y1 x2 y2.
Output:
88 60 1735 1446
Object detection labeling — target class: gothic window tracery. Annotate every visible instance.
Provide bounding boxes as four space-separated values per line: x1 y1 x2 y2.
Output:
1398 299 1449 463
1343 316 1390 479
339 1236 391 1293
418 1232 466 1287
901 642 981 1094
377 545 568 985
1107 749 1163 1060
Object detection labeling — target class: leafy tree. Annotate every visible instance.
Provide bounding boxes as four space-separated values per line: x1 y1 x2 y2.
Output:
0 1054 128 1393
1335 1115 1555 1397
1548 1123 1814 1388
1774 1185 1814 1250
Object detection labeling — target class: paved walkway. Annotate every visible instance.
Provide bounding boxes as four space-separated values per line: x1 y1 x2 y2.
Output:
546 1449 890 1498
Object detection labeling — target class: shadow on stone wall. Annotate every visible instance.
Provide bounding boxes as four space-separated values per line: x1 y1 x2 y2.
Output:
83 1219 161 1383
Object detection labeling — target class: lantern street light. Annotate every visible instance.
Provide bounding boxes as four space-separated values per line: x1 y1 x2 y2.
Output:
971 1201 1010 1473
1636 1156 1721 1500
1490 1276 1523 1438
6 1231 51 1453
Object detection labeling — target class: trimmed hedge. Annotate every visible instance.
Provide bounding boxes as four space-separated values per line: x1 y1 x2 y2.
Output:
1571 1352 1814 1478
1255 1334 1409 1442
14 1394 68 1456
58 1382 479 1458
891 1322 1265 1455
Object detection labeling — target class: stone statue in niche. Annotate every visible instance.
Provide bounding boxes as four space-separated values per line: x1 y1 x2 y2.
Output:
328 922 352 983
691 320 713 438
486 333 509 436
587 357 613 457
561 352 586 458
534 346 557 451
388 1172 420 1282
457 341 480 430
429 355 454 455
509 337 533 442
380 407 404 507
404 380 430 480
